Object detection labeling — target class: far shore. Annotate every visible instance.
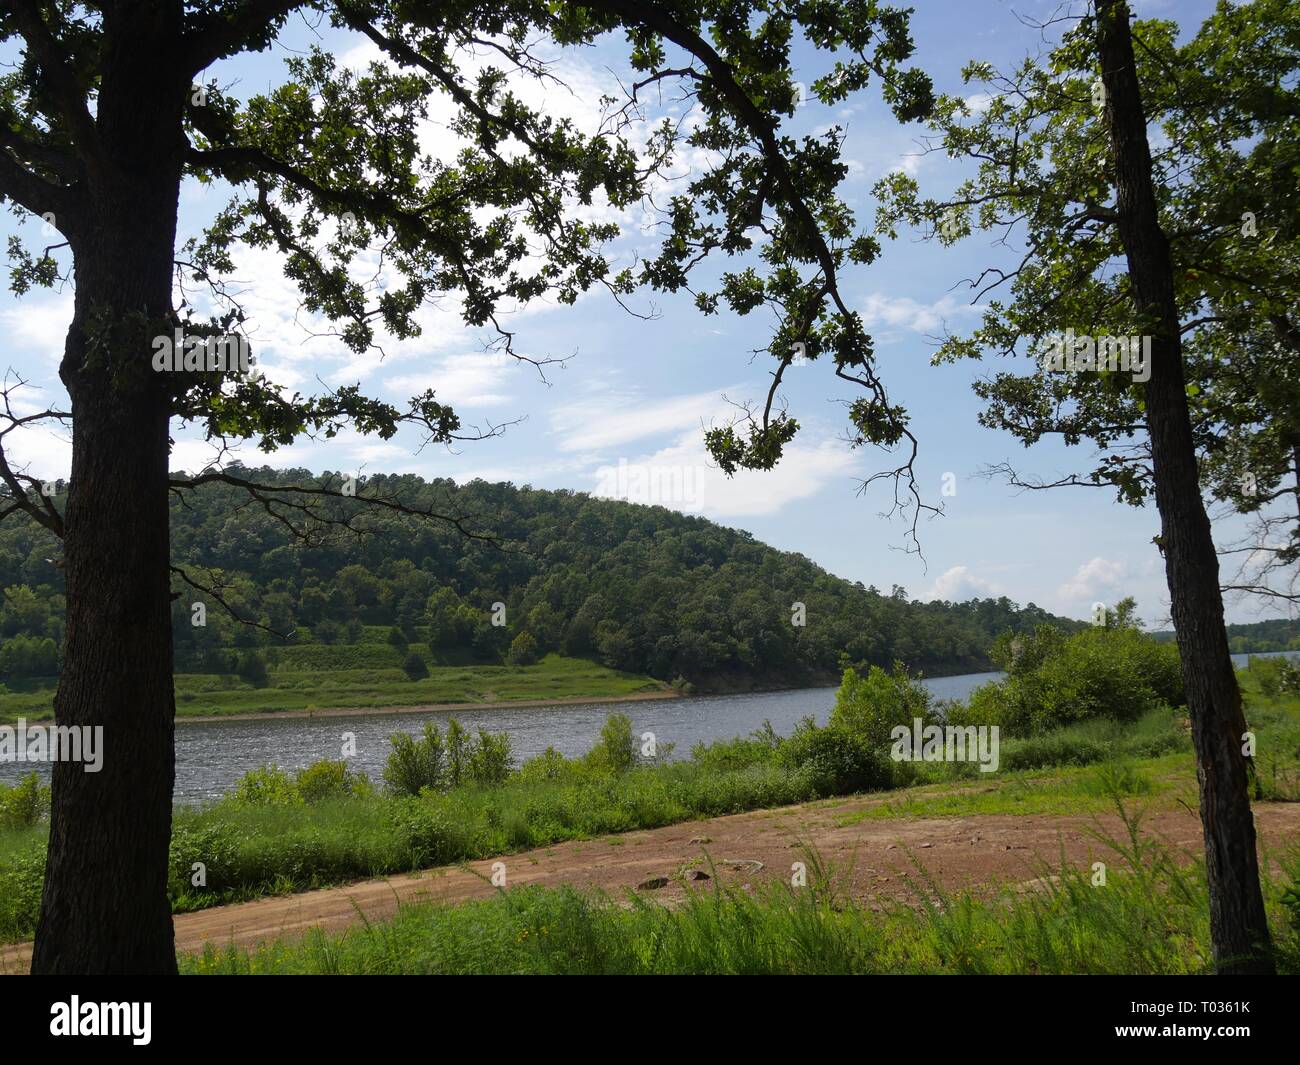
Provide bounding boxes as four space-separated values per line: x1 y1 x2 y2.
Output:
174 687 684 725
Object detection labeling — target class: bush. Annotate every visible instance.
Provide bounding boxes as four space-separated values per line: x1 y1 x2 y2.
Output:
517 746 576 785
237 650 270 688
0 847 47 940
1243 655 1300 699
507 631 539 666
586 712 637 774
232 765 301 806
949 615 1185 737
384 798 463 869
0 771 50 829
467 729 513 786
775 717 890 796
294 759 369 802
831 663 935 749
384 724 447 797
402 651 429 681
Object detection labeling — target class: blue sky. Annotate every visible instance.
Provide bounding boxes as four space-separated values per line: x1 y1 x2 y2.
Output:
3 0 1286 627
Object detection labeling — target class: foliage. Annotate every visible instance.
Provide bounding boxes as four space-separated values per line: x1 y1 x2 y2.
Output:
231 765 302 807
948 610 1185 735
0 469 1085 700
831 662 936 748
0 772 49 830
585 712 637 775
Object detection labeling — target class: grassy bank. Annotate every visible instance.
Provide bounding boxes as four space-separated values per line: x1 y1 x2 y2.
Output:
182 821 1300 975
0 652 671 723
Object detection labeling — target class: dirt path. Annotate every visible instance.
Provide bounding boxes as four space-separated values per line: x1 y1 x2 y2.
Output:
5 794 1299 972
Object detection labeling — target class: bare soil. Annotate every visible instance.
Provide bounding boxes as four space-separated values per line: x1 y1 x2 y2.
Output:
5 793 1298 972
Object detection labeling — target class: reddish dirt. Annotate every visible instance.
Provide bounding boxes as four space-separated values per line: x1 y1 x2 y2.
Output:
5 794 1299 972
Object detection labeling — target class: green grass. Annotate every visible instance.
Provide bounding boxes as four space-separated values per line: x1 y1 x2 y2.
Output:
4 653 670 723
180 815 1300 975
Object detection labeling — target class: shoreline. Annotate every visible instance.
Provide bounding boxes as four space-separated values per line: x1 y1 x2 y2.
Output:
174 687 685 725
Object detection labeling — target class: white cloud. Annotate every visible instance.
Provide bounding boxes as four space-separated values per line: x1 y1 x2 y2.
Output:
550 386 729 454
385 350 520 408
587 430 859 519
861 291 980 334
926 565 1000 602
1 293 75 366
888 152 923 178
1058 556 1128 602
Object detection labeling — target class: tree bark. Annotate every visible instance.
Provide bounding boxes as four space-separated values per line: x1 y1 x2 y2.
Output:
1096 0 1274 974
30 4 187 974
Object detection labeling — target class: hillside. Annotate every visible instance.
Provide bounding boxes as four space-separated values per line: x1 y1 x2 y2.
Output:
0 466 1082 706
1152 618 1300 654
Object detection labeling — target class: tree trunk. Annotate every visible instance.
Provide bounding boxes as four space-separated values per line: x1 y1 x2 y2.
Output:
31 6 187 975
1096 0 1274 974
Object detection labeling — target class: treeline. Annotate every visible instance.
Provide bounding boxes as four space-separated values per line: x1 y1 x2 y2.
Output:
0 466 1082 686
1152 618 1300 654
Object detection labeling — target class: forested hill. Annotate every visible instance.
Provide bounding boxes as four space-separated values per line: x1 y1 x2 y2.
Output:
1153 618 1300 654
1 466 1082 688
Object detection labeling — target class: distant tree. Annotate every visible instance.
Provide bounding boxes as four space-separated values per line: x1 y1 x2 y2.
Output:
313 619 343 646
236 651 270 689
507 631 539 666
401 651 428 681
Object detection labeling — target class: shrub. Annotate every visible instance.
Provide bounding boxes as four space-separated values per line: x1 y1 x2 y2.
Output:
586 712 637 774
0 847 47 940
507 631 539 666
949 615 1185 736
402 651 429 681
517 746 576 785
294 759 368 802
383 798 463 869
0 771 50 829
312 619 342 645
384 724 447 797
467 729 513 786
831 663 936 749
775 717 890 796
690 733 777 774
232 764 301 806
237 650 270 689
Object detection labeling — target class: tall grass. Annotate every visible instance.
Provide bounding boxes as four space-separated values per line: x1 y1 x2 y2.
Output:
182 810 1300 975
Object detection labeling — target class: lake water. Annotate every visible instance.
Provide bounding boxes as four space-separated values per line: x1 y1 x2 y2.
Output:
3 651 1296 802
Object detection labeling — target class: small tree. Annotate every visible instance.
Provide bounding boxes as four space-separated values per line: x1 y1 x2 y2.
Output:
587 713 638 775
507 631 539 666
402 651 428 681
236 650 269 689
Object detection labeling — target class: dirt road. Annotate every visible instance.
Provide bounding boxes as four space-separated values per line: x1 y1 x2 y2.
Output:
5 792 1299 972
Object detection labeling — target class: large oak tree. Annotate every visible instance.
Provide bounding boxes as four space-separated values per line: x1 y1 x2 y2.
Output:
0 0 932 973
868 0 1295 972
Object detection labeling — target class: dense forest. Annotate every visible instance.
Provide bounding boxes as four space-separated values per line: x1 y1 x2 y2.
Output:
0 466 1081 690
1153 618 1300 655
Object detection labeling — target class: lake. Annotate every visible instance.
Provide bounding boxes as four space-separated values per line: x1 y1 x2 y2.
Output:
2 651 1295 802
